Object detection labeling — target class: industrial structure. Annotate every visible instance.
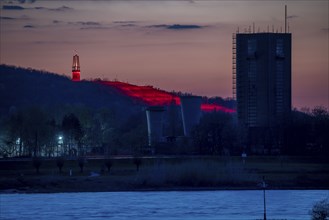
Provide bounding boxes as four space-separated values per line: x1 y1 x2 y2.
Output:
180 96 202 137
72 54 80 81
146 106 165 146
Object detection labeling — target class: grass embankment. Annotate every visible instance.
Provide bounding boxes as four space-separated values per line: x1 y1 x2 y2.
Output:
0 156 328 193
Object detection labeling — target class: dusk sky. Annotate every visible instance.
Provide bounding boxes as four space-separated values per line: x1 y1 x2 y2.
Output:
1 0 328 109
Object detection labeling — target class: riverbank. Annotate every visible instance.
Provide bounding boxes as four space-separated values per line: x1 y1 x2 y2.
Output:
1 156 328 193
1 175 329 194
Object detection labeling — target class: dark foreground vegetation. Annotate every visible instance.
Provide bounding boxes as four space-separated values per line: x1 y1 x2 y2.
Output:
1 156 328 193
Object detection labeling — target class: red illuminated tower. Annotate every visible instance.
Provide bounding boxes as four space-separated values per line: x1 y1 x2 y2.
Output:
72 54 80 81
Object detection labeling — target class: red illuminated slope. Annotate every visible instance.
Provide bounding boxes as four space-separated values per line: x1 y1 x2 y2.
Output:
100 81 180 106
98 81 235 113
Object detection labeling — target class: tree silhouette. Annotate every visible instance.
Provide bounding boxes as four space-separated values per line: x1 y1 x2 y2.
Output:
62 113 84 156
56 157 65 173
105 159 113 174
32 157 42 174
133 157 142 171
78 157 86 173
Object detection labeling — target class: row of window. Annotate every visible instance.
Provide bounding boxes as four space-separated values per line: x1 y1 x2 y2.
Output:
247 38 285 57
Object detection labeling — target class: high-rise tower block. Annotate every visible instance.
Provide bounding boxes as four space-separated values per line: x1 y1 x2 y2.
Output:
235 33 291 128
72 54 80 81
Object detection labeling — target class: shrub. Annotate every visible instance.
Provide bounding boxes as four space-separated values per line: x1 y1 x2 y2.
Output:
310 199 329 220
32 157 42 174
133 157 142 171
56 157 65 173
105 160 113 173
78 157 86 173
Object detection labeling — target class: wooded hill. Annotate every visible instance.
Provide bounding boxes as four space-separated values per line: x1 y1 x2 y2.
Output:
0 64 139 117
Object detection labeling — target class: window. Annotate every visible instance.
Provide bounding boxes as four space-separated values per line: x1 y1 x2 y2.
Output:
248 39 257 57
276 39 284 58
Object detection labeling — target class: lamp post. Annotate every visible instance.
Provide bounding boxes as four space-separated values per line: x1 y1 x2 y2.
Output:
262 176 267 220
58 136 63 156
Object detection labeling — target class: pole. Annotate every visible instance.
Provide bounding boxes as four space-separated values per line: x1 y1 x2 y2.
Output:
263 176 267 220
263 187 267 220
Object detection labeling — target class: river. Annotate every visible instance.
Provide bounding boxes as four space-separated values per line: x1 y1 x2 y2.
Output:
1 190 328 220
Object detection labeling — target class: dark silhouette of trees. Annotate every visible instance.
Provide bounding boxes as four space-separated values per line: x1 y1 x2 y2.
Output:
133 157 142 171
32 157 42 174
78 157 86 173
283 107 329 156
62 113 84 156
192 111 236 155
56 157 65 173
105 159 113 173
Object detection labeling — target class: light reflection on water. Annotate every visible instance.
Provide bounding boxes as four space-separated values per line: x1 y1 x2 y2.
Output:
1 190 328 220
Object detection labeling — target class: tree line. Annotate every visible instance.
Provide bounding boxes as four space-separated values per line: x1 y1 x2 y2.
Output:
0 105 147 158
1 104 327 158
191 106 329 156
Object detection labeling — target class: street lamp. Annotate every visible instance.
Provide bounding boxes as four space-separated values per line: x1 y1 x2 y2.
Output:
57 135 63 156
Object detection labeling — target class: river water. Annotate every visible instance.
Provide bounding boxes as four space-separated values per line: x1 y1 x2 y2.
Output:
1 190 328 220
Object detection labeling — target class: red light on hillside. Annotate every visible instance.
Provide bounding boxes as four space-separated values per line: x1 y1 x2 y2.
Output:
201 103 236 113
98 81 235 113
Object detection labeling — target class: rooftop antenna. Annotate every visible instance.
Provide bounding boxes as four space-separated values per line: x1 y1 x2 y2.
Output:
285 5 287 33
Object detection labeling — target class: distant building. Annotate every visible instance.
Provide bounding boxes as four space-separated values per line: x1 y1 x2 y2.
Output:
72 54 80 81
233 32 291 153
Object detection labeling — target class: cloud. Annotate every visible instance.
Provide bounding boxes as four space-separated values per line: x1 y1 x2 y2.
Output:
17 0 36 3
68 21 101 26
0 16 16 20
2 4 72 11
66 21 112 30
120 24 136 27
80 26 111 30
321 28 329 32
33 5 72 11
148 24 205 30
23 25 35 28
0 15 30 21
113 21 138 24
48 6 73 11
78 21 101 26
2 5 25 10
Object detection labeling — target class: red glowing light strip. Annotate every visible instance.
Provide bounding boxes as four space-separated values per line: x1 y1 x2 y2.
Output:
201 104 235 113
98 81 235 113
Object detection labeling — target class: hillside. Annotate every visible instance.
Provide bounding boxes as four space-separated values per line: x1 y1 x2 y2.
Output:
0 64 236 116
0 65 137 116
